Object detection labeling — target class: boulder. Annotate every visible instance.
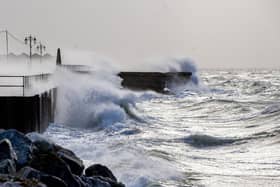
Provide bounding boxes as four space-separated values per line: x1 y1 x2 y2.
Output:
85 164 117 182
0 130 125 187
0 174 46 187
0 139 17 162
17 166 41 179
26 133 85 176
0 159 16 174
80 175 111 187
30 153 80 187
0 130 33 167
91 176 125 187
40 175 67 187
73 175 87 187
26 133 55 153
17 166 67 187
57 148 84 176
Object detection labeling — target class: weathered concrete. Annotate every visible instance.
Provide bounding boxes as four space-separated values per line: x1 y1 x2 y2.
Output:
0 90 55 133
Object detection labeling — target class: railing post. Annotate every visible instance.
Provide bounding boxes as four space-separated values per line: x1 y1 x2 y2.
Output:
23 76 25 96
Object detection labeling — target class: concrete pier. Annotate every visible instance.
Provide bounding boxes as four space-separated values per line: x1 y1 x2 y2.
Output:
55 48 192 93
118 72 192 92
0 74 56 133
59 65 193 93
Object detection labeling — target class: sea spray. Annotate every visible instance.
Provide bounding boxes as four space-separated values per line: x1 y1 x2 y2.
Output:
45 124 184 187
158 58 210 94
53 67 137 129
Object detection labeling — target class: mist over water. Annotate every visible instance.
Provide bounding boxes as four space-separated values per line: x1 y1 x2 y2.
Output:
0 59 55 75
34 52 280 187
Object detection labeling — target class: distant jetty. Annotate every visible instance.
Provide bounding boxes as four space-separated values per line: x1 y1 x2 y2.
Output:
118 72 192 93
61 65 193 93
56 48 192 93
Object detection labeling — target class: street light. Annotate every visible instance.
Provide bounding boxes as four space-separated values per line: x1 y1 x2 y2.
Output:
24 35 37 61
36 42 46 63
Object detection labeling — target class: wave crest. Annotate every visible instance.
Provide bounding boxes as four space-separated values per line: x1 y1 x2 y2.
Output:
261 104 280 115
182 134 236 148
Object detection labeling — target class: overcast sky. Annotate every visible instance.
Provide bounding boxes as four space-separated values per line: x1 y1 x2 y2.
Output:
0 0 280 68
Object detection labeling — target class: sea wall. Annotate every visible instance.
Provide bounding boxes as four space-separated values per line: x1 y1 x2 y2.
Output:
0 89 56 133
118 72 192 93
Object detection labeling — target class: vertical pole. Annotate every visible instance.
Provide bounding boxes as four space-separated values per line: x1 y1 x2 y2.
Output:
5 30 8 61
23 76 25 96
29 36 32 62
40 45 42 63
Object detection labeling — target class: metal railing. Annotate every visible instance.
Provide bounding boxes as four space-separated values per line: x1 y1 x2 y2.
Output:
0 76 26 96
0 74 51 96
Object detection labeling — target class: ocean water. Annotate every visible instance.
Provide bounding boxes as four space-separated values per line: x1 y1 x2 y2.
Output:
45 68 280 187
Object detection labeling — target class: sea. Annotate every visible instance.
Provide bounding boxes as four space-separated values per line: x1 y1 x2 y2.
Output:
43 63 280 187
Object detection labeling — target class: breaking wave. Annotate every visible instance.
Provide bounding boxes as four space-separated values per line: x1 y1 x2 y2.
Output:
53 56 202 130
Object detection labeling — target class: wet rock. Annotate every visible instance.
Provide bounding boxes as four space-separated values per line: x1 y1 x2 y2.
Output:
80 176 111 187
17 166 67 187
0 139 17 162
26 133 85 176
0 174 46 187
57 148 84 176
73 175 88 187
85 164 117 182
26 133 55 153
30 153 80 187
40 175 67 187
0 159 16 174
0 130 33 167
94 176 125 187
76 175 125 187
0 181 35 187
17 166 41 179
0 130 125 187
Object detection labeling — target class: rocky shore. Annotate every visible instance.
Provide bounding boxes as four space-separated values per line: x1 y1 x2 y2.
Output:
0 129 125 187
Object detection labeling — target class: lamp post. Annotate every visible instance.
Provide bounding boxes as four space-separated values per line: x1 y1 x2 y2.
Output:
5 30 8 61
24 35 37 61
36 42 46 63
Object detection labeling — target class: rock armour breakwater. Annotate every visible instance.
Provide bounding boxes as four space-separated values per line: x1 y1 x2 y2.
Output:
0 129 125 187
